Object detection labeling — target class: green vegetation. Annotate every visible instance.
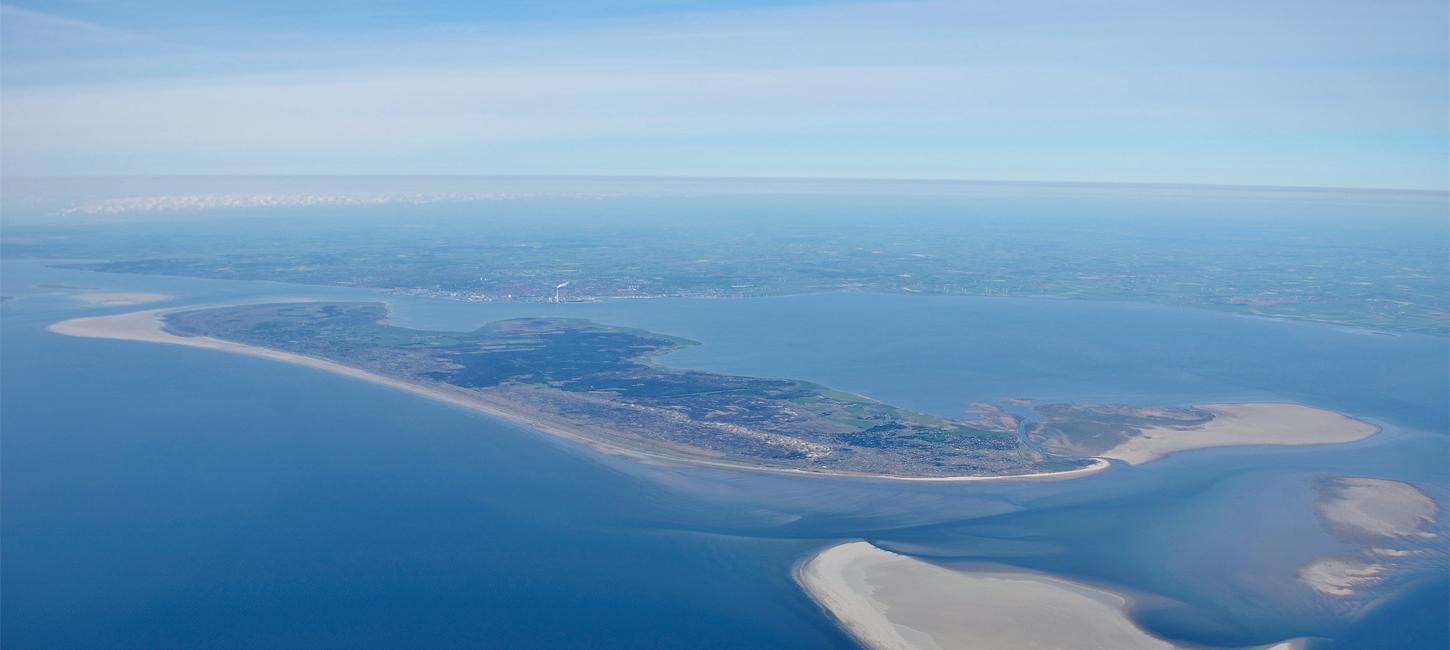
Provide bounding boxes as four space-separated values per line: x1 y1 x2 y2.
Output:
1027 404 1214 457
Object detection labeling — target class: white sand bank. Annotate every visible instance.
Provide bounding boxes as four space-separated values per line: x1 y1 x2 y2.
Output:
796 541 1176 650
1103 403 1379 465
1297 476 1441 598
1298 556 1385 597
1315 477 1438 540
798 542 1311 650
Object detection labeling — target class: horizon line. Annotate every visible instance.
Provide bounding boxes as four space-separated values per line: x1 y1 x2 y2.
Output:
3 173 1446 196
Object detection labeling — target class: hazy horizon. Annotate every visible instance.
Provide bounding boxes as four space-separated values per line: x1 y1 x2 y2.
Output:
5 172 1450 191
4 0 1446 189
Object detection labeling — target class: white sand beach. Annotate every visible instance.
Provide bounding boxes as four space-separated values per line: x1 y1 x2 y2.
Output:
1101 403 1379 465
48 308 1106 483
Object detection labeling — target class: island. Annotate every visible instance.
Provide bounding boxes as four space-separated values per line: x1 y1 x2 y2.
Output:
55 302 1098 479
49 301 1386 480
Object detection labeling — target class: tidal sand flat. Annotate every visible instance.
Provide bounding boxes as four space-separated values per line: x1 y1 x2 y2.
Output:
48 307 1105 482
796 541 1179 650
798 542 1314 650
1298 557 1385 598
1298 477 1442 599
1031 402 1379 465
1314 477 1439 541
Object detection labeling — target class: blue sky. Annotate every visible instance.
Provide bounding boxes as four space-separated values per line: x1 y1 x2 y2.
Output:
2 0 1446 189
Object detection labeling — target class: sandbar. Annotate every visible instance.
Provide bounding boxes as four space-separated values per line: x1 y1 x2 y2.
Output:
1297 476 1441 598
1298 556 1385 597
796 541 1177 649
48 308 1106 483
1314 477 1438 540
1101 403 1379 465
798 542 1312 650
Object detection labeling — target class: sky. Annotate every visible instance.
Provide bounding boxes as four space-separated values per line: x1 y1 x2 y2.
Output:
1 0 1447 189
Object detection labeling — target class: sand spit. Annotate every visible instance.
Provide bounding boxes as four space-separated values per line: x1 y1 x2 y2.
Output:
70 291 172 306
796 542 1310 650
47 309 1106 483
1102 403 1379 465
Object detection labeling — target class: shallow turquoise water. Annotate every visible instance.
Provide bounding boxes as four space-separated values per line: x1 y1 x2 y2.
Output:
3 259 1446 648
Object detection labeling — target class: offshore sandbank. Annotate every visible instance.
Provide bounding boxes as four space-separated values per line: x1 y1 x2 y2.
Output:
795 541 1310 650
1298 477 1442 598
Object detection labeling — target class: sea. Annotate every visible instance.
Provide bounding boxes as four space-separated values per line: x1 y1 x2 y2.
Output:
3 256 1446 649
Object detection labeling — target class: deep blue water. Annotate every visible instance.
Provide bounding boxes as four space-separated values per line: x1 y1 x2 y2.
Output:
3 259 1446 648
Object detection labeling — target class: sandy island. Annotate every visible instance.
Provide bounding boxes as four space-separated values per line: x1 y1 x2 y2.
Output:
1099 403 1379 465
796 541 1309 650
70 291 172 306
47 309 1107 483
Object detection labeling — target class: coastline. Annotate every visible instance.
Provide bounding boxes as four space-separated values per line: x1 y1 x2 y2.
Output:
47 308 1109 483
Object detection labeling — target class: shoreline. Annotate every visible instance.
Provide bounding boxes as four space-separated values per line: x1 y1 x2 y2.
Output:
47 308 1109 483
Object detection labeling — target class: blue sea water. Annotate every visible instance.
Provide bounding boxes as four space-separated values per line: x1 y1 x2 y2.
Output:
3 259 1446 649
